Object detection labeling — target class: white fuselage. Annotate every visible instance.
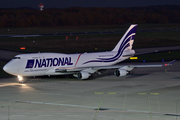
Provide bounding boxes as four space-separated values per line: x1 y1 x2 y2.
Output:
3 51 132 77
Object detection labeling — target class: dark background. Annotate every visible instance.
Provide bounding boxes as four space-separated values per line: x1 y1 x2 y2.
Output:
0 0 180 8
0 5 180 27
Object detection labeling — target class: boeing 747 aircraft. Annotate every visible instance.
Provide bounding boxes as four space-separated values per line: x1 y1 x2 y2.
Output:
3 25 175 83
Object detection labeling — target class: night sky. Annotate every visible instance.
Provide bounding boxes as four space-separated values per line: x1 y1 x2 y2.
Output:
1 0 180 8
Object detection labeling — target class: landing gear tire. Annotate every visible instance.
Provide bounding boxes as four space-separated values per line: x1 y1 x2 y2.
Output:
19 80 24 84
69 75 75 78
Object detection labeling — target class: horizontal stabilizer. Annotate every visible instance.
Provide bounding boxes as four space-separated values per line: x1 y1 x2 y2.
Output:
134 50 159 56
122 54 134 57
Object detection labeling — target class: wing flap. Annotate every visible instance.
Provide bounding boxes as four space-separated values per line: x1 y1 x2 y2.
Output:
93 64 162 70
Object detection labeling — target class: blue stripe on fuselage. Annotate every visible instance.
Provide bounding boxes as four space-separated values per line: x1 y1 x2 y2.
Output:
82 43 130 64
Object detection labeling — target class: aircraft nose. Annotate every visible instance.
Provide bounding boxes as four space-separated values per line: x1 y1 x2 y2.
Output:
3 63 15 74
3 64 9 73
3 61 20 76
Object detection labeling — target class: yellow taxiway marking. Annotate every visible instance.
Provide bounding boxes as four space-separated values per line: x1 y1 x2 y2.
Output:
107 92 116 94
138 92 161 120
150 93 159 95
95 92 116 95
138 93 159 95
147 94 152 120
95 92 104 94
93 94 106 120
165 68 180 76
138 93 147 95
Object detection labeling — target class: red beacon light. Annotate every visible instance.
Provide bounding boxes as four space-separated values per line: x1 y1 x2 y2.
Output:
76 37 79 41
20 47 25 50
66 36 68 40
38 3 44 11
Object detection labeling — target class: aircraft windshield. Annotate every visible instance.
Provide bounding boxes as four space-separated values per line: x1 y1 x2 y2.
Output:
13 57 21 59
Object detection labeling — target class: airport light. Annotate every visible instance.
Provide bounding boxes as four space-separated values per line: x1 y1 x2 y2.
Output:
38 3 44 11
76 37 79 41
130 57 138 59
20 47 25 50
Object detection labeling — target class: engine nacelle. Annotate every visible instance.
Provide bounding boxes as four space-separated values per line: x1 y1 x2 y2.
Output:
77 71 91 80
114 69 128 77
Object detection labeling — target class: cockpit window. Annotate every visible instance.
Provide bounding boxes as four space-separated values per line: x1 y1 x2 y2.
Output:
13 57 21 59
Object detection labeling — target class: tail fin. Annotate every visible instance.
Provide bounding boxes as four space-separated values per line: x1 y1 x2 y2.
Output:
112 24 137 51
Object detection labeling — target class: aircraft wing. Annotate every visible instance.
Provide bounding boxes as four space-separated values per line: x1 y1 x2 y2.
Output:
55 60 175 73
87 59 175 71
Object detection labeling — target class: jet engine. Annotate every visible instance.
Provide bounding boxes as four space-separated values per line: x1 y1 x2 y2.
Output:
114 69 128 77
77 71 91 79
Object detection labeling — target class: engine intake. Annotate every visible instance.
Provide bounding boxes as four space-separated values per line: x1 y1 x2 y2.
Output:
77 71 91 79
114 69 128 77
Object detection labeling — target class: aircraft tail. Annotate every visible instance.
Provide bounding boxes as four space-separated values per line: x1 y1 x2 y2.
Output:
112 24 137 52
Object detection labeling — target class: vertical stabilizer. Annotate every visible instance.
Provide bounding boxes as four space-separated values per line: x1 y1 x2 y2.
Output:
112 24 137 51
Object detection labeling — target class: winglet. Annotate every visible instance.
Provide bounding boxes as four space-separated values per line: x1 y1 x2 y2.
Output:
165 60 176 66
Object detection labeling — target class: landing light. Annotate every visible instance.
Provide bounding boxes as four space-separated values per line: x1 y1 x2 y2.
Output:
17 75 23 82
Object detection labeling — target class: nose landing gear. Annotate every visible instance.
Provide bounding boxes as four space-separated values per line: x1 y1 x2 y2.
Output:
17 75 24 83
